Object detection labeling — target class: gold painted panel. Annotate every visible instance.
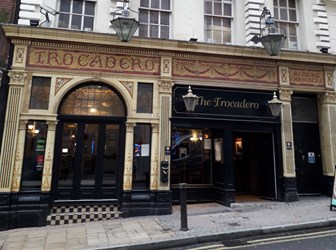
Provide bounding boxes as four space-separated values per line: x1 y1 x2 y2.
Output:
27 47 160 75
172 58 278 85
289 68 324 87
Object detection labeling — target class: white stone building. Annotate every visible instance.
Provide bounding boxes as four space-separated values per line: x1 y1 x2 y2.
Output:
0 0 336 229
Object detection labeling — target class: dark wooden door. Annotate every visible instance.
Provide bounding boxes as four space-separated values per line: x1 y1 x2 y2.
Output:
293 123 323 194
54 121 122 200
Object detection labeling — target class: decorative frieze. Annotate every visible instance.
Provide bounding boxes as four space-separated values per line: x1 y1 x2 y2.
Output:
14 47 26 65
279 67 289 86
289 68 324 87
173 58 278 85
120 81 134 98
55 78 73 94
161 57 172 77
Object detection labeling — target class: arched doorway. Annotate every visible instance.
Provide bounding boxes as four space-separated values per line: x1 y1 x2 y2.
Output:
52 83 126 200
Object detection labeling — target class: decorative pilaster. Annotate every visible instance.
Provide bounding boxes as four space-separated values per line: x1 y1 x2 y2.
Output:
324 66 334 90
150 124 159 190
318 91 336 177
0 71 26 192
158 79 174 94
123 122 135 191
41 121 57 192
158 80 173 190
11 121 28 192
161 57 172 78
279 88 295 177
279 88 298 202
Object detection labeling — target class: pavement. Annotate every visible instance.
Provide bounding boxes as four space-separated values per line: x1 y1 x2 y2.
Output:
0 195 336 250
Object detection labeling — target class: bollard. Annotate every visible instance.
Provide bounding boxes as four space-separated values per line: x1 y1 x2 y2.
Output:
179 183 188 231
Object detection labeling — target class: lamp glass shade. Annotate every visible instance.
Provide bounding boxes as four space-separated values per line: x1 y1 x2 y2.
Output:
110 17 140 42
183 86 198 112
260 33 286 56
268 93 283 117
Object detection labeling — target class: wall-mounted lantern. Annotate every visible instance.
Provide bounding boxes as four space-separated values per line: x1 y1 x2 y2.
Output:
183 86 198 112
268 92 282 117
110 0 140 42
251 7 286 56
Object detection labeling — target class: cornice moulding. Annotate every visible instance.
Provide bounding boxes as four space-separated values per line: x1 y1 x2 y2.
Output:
2 24 336 66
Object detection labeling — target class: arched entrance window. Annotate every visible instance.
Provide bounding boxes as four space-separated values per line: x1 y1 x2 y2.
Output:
60 85 125 116
53 83 126 200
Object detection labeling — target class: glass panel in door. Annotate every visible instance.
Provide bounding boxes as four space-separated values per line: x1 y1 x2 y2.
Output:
103 124 119 186
81 124 99 186
58 123 77 186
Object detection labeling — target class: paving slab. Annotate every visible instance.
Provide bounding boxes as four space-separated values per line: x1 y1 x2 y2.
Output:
0 196 335 250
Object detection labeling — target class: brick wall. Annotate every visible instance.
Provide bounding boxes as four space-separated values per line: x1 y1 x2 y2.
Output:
0 0 17 69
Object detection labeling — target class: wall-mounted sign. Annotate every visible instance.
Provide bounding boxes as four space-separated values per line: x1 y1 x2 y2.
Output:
286 142 292 150
173 86 274 119
27 47 160 75
308 152 315 164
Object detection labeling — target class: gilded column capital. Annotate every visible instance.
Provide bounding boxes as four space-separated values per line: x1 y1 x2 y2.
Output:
18 120 28 130
279 88 293 102
8 71 27 85
47 121 58 131
158 80 174 93
319 91 336 104
151 123 159 133
125 122 136 133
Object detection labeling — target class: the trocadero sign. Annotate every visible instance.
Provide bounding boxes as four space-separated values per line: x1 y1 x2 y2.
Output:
173 86 274 119
27 47 161 75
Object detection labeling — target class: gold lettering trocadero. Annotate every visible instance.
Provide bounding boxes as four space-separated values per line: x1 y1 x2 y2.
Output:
197 96 260 109
27 47 160 74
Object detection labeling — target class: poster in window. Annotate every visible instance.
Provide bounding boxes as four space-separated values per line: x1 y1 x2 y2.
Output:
134 144 141 157
141 144 150 156
214 138 223 163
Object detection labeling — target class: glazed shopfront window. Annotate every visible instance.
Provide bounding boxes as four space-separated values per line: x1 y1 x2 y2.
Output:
137 83 153 113
133 124 151 189
29 76 51 110
171 129 212 185
21 121 48 189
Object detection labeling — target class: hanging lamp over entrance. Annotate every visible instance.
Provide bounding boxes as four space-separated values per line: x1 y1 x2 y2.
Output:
110 0 140 42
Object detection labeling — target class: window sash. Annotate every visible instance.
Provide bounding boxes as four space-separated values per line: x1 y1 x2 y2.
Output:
139 0 171 39
204 0 232 44
58 0 95 31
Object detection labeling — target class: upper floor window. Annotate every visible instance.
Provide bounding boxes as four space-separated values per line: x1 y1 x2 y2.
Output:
273 0 298 49
204 0 232 44
58 0 95 31
139 0 171 39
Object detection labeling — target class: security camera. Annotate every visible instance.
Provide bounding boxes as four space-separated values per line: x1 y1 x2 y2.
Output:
40 4 58 16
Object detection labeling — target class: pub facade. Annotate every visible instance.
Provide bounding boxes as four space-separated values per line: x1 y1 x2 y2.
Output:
0 23 336 229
